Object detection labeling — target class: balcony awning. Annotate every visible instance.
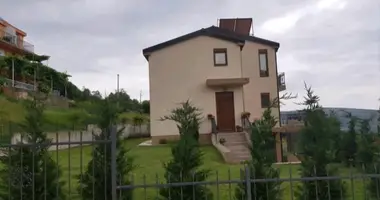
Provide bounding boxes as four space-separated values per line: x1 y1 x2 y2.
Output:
206 77 249 87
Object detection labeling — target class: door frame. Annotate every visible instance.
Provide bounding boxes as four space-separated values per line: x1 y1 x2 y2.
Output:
215 91 236 132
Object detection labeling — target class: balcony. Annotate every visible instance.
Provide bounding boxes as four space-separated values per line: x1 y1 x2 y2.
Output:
0 29 34 53
278 72 286 92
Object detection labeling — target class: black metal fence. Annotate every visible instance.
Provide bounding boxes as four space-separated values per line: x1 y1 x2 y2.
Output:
0 126 379 200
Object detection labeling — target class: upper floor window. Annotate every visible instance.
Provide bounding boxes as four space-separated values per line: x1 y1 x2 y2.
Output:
261 93 270 108
259 49 269 77
213 48 228 66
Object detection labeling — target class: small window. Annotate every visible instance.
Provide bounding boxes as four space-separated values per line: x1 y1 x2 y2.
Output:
0 50 4 56
259 49 269 77
213 48 228 66
261 93 270 108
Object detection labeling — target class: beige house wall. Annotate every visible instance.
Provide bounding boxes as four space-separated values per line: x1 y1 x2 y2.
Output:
148 35 279 143
241 42 280 121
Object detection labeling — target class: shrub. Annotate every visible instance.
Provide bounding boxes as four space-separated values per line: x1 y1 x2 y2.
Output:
0 97 66 199
160 100 202 141
159 138 168 144
235 108 281 200
159 133 212 200
295 84 345 200
77 100 135 200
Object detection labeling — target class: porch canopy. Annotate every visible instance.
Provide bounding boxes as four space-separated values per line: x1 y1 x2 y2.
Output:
206 77 249 88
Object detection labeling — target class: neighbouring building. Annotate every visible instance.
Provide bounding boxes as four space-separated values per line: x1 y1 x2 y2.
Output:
281 107 379 132
143 18 286 145
0 17 49 98
0 17 35 57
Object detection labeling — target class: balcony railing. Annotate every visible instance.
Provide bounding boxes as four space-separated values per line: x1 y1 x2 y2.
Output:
0 29 34 53
2 78 35 91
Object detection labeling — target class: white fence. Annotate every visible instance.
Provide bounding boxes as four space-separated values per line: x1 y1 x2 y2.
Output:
11 124 150 151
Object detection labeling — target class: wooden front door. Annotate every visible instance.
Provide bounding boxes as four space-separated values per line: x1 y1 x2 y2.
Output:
215 91 235 132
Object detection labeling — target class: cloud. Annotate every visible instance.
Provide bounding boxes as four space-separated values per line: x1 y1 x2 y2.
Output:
0 0 379 110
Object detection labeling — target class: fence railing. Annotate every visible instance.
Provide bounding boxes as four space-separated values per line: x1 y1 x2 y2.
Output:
0 125 379 200
2 77 35 91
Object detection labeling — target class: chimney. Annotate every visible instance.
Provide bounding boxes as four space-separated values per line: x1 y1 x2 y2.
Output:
218 18 253 35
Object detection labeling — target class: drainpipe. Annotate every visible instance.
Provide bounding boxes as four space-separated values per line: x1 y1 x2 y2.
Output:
239 44 246 112
274 49 281 126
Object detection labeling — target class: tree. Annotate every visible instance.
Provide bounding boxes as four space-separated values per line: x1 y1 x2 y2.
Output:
295 83 346 200
159 102 212 199
235 107 281 200
0 97 66 200
339 112 358 166
160 100 202 141
159 133 213 200
356 118 380 199
77 100 135 200
141 100 150 114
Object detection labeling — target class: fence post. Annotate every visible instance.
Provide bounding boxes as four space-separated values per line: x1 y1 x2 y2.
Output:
111 125 118 200
244 165 252 200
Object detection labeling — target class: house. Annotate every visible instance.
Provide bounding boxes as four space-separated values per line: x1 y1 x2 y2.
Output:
0 17 49 97
0 17 35 56
143 18 286 146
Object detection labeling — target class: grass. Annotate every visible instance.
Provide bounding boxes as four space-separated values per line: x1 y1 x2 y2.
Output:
119 112 149 124
51 138 369 200
0 97 149 133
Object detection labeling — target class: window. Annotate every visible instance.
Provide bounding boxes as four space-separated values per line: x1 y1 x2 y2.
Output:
213 48 228 66
0 50 4 56
261 93 270 108
258 49 269 77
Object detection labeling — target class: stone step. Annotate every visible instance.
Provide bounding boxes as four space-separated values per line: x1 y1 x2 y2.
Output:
217 132 246 137
220 136 246 141
226 145 250 151
224 141 247 146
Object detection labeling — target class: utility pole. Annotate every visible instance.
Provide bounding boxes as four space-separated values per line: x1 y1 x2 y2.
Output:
139 90 142 103
116 74 120 108
11 58 14 87
117 74 120 93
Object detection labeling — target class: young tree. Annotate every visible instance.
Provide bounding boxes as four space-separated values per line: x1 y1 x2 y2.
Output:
159 133 213 200
159 102 212 200
235 107 282 200
295 83 346 200
160 100 202 141
0 97 66 200
340 113 358 166
77 100 135 200
356 118 380 199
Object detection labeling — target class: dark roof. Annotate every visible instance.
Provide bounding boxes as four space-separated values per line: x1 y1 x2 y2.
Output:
142 26 280 60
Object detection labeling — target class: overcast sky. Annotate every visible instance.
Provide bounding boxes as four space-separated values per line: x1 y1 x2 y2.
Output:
1 0 379 110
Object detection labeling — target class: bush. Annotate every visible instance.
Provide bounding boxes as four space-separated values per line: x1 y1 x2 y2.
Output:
159 138 168 144
159 134 212 200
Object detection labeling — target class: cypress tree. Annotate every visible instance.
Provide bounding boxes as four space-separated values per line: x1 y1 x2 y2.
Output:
356 118 380 199
295 84 346 200
0 97 66 200
340 113 358 166
235 108 281 200
160 100 202 141
159 101 212 200
77 100 135 200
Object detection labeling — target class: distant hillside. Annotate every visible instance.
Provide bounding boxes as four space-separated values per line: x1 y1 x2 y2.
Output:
281 107 379 133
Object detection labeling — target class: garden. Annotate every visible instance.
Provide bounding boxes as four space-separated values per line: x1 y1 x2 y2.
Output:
0 84 378 200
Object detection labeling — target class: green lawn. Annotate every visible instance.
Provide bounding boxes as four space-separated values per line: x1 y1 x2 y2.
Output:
51 138 369 200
